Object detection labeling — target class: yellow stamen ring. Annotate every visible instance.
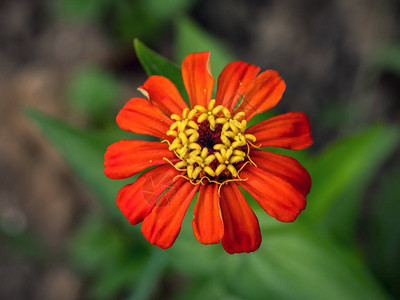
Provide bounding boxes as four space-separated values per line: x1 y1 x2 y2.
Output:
164 100 258 187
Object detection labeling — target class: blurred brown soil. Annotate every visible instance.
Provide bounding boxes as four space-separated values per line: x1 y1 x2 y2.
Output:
0 1 115 299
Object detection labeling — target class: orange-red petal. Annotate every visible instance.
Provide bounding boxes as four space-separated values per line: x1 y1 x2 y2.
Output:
117 165 180 225
139 75 188 116
141 178 199 249
215 61 260 112
192 184 223 245
104 140 178 179
220 183 261 254
246 112 313 150
238 164 307 222
251 150 311 195
116 97 173 141
182 52 214 108
236 70 286 121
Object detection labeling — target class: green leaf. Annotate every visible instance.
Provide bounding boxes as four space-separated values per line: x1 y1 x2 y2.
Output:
27 109 130 215
134 39 188 105
168 217 388 299
247 110 276 128
166 199 388 299
303 124 400 239
224 223 388 300
175 18 236 81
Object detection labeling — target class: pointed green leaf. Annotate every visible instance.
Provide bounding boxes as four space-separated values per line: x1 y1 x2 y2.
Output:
223 223 388 300
303 124 400 232
134 39 188 104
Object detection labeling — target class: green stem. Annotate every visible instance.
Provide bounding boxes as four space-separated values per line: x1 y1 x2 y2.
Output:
129 249 168 300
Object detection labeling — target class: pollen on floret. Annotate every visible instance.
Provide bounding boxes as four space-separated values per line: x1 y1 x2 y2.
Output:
163 100 258 190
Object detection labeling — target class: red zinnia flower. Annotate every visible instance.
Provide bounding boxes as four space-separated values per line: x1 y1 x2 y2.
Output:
104 52 312 254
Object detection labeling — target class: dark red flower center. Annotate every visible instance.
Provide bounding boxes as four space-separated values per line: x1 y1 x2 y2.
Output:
197 121 223 153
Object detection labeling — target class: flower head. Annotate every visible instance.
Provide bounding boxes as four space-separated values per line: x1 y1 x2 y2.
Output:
104 52 312 254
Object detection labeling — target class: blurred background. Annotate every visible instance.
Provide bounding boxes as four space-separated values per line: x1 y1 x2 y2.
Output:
1 0 399 299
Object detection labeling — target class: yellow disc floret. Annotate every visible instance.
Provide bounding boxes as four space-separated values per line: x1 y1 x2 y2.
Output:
163 100 257 190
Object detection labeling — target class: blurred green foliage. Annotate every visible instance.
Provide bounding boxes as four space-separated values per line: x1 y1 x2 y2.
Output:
28 36 400 299
367 159 400 294
375 44 400 74
27 109 123 215
54 0 109 20
175 18 235 78
67 66 119 127
70 217 150 299
55 0 195 42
